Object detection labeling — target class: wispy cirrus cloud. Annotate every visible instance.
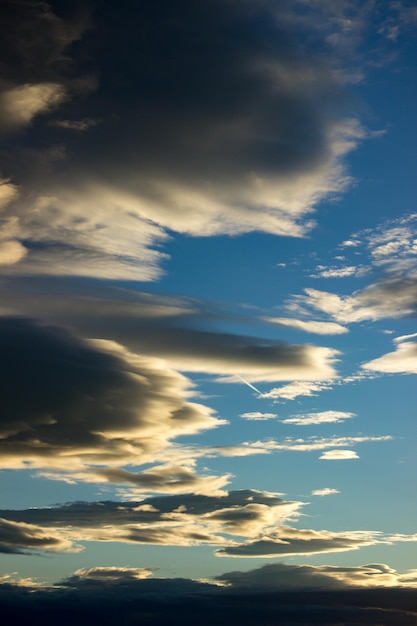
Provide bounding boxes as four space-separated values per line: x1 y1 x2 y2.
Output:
263 316 348 335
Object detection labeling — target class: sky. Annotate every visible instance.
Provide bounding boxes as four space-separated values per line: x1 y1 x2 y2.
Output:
0 0 416 623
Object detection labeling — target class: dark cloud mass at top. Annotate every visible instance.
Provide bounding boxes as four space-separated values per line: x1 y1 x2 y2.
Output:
0 0 368 279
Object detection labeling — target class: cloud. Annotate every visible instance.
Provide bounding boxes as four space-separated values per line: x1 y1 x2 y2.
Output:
0 318 223 477
189 435 391 461
216 526 415 558
217 561 417 589
0 0 374 280
0 82 66 131
0 1 88 132
1 563 417 625
0 179 19 208
70 567 153 582
0 240 27 265
40 465 232 497
21 307 339 384
281 410 355 425
310 264 369 278
239 412 278 421
0 517 78 555
263 317 348 335
365 214 417 272
261 380 334 400
295 277 417 323
362 335 417 375
0 0 87 83
311 488 340 496
2 489 415 560
320 450 359 460
0 490 305 553
50 118 100 131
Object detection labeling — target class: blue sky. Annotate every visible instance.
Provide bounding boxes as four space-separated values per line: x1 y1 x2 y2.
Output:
0 1 416 622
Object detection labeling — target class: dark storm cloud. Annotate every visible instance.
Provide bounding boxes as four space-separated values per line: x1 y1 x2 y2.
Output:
0 0 370 278
1 564 416 625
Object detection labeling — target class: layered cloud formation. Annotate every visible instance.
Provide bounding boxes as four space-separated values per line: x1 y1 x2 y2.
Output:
1 491 416 559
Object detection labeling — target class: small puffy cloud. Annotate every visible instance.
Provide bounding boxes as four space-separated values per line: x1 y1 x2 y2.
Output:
239 412 278 421
341 239 361 247
311 488 340 497
320 450 359 460
263 317 348 335
282 410 355 426
0 82 66 130
362 336 417 375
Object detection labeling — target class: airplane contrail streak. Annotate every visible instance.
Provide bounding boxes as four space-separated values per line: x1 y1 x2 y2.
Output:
235 374 262 395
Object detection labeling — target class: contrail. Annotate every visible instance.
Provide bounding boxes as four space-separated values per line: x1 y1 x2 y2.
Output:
235 374 262 395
